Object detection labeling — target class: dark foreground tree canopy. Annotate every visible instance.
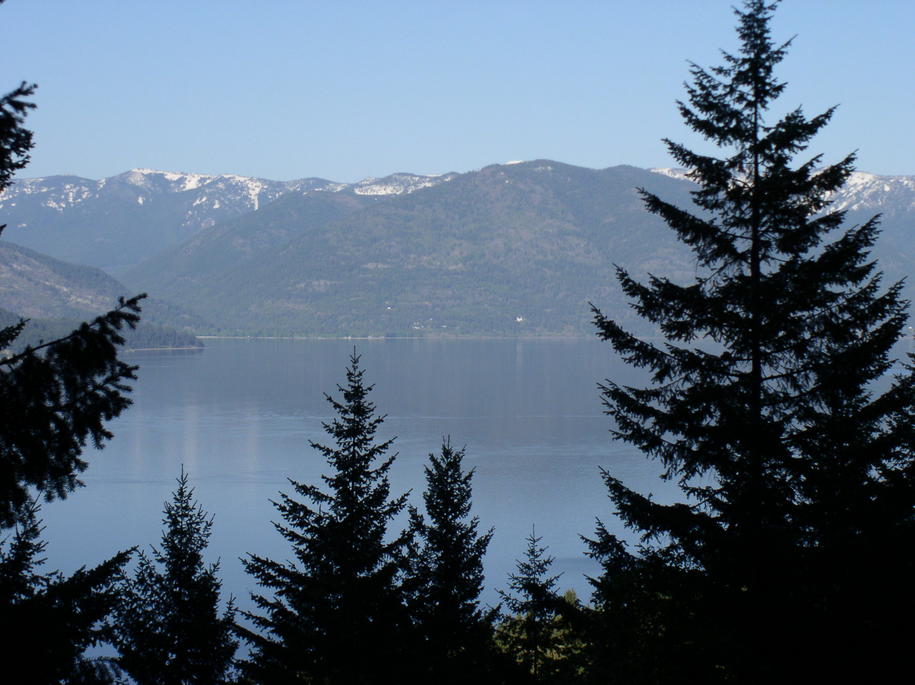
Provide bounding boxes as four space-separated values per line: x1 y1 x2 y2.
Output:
589 0 915 681
406 438 496 681
0 502 131 683
240 352 413 683
0 33 150 681
114 468 238 684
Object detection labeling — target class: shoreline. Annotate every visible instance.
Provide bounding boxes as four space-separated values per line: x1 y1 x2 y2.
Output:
123 345 204 352
194 333 591 342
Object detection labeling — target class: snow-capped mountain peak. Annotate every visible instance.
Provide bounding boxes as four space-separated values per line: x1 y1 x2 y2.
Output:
827 171 915 212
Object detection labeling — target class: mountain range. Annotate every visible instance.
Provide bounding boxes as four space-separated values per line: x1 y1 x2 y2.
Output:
0 168 458 274
1 161 912 338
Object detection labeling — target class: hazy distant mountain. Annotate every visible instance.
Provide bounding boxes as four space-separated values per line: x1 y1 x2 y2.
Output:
122 162 702 335
0 168 457 273
0 241 203 349
4 161 912 338
123 161 914 337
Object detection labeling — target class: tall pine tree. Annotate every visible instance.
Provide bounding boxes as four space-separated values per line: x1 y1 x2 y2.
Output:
406 438 495 682
114 468 237 684
240 352 411 683
588 1 915 681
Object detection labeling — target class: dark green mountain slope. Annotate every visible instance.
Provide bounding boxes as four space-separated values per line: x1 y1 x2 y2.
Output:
0 241 203 349
126 162 698 336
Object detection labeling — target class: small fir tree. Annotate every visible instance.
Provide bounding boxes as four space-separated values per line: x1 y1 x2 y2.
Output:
497 529 565 681
0 502 130 683
588 0 915 681
406 438 495 681
114 468 237 684
240 352 411 683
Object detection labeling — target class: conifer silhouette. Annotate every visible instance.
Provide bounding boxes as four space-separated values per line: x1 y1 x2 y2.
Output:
114 469 237 684
240 352 410 683
0 8 143 678
497 529 564 681
406 438 495 681
588 1 915 681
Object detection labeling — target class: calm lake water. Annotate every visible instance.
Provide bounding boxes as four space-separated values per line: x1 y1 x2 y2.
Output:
42 338 678 609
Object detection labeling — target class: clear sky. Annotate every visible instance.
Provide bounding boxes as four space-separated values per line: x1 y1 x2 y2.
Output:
2 0 912 181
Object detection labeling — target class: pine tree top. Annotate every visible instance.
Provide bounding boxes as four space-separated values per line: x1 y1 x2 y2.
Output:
241 352 411 682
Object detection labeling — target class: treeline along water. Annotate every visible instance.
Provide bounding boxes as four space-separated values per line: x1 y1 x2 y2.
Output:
40 338 675 611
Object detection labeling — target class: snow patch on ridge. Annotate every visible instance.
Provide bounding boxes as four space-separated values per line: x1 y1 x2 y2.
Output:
650 168 692 181
353 173 456 196
648 168 915 214
827 171 915 212
124 168 214 192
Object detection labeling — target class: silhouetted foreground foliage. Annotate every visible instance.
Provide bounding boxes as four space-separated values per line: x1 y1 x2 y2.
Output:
0 20 145 680
0 503 130 682
240 352 413 683
497 530 584 682
239 357 535 684
0 294 143 526
3 1 912 682
406 438 496 682
589 0 915 682
114 468 237 684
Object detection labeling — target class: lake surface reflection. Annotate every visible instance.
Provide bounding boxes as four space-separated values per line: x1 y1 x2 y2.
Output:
42 338 678 608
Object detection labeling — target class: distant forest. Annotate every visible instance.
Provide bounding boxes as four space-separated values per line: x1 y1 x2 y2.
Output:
0 308 202 352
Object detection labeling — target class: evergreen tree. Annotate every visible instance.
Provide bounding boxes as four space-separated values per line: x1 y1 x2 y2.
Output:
497 529 565 681
0 79 35 198
0 294 144 527
406 438 495 681
114 468 237 684
0 12 144 679
240 352 411 683
588 1 915 681
0 3 143 528
0 502 130 683
0 77 143 528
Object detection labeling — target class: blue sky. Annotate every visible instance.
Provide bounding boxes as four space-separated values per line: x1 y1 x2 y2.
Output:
2 0 912 181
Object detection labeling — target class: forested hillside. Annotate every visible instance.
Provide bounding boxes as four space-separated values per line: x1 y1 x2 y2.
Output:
124 161 914 337
0 241 202 350
125 163 698 336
